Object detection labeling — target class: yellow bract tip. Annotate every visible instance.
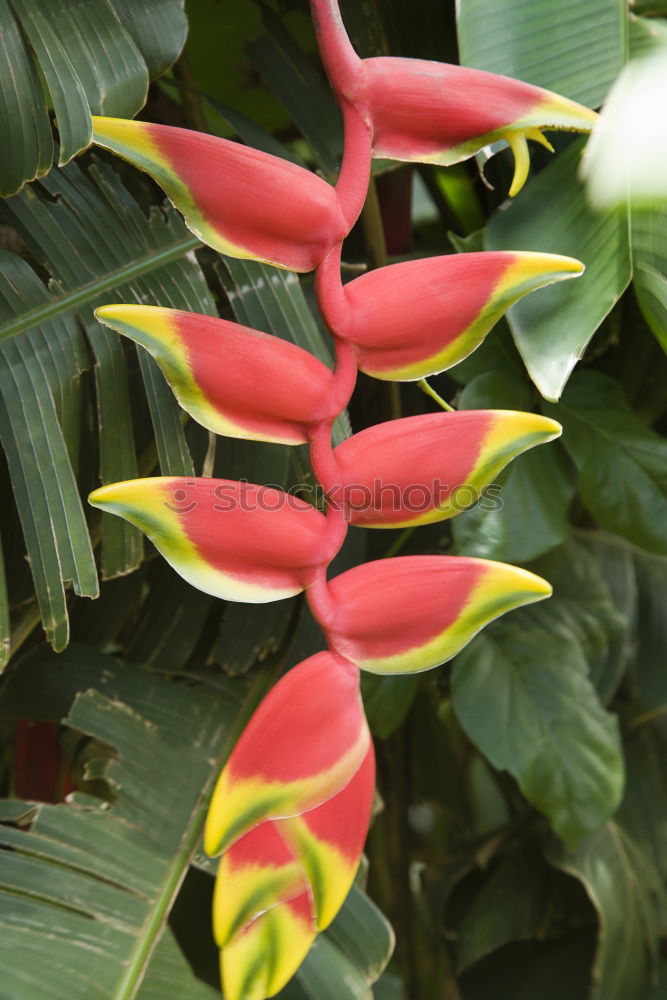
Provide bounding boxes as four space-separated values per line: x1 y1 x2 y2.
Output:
88 477 170 512
480 561 553 604
506 131 531 197
91 115 145 142
508 252 584 284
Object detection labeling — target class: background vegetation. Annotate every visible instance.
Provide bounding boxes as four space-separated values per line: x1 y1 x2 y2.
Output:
0 1 666 997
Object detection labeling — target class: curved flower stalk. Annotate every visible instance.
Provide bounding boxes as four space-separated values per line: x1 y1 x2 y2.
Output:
85 3 591 996
311 0 598 197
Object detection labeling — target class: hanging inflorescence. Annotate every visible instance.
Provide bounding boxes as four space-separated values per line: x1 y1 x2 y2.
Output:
87 2 596 997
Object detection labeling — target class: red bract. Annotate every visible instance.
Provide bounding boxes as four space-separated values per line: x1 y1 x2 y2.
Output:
363 58 598 195
335 252 583 379
88 478 332 602
325 556 552 673
311 0 597 196
96 305 336 444
91 117 348 272
204 652 370 857
330 410 561 527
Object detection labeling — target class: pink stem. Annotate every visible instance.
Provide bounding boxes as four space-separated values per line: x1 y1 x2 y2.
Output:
310 420 341 494
306 567 337 631
335 101 373 231
316 243 350 335
310 0 363 96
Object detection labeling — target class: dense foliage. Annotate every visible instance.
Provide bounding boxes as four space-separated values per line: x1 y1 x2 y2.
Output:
0 1 666 998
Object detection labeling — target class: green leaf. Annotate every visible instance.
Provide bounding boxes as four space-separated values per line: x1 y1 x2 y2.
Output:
1 156 215 587
574 532 638 704
361 673 422 740
459 928 596 1000
0 644 247 1000
0 0 187 196
629 548 667 718
451 619 624 848
124 562 212 671
526 538 627 666
548 823 659 1000
210 601 294 676
0 0 53 196
136 928 222 1000
543 371 667 555
109 0 187 79
486 140 631 401
634 265 667 354
246 5 343 175
618 721 667 923
632 206 667 355
457 838 586 971
451 371 575 562
0 250 99 651
456 0 625 107
278 884 394 1000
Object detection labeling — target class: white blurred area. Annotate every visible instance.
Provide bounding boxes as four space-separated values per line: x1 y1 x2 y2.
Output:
580 46 667 210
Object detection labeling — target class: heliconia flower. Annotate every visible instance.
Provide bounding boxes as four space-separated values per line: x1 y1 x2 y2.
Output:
337 251 583 380
90 117 348 271
329 410 562 528
220 884 316 1000
212 745 374 947
325 556 551 674
310 0 597 197
279 743 375 930
204 652 370 856
95 305 336 445
362 58 598 196
88 477 332 603
213 820 309 949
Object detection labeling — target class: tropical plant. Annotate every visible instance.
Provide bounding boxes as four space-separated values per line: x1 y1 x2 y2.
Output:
1 2 666 1000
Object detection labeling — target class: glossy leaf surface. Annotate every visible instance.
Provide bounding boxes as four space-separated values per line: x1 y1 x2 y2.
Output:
544 372 667 555
452 618 624 847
